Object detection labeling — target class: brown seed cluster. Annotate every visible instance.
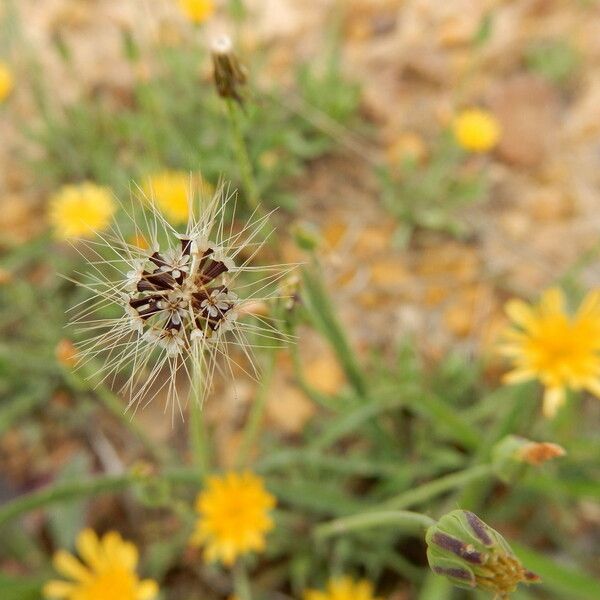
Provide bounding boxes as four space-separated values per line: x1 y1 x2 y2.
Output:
126 236 238 354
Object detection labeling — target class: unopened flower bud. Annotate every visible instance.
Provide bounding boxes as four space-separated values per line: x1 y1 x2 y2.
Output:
516 441 566 466
211 35 247 104
492 435 566 482
426 510 539 598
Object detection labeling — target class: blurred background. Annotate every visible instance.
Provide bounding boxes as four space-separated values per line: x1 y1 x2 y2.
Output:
1 1 600 599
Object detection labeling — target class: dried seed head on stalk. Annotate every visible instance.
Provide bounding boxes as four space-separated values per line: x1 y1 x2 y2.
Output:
70 182 293 419
211 35 247 104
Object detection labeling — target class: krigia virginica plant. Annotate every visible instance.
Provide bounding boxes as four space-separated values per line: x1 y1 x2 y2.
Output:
69 184 292 419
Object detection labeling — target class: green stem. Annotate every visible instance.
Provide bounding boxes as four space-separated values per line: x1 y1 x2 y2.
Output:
188 381 210 476
233 559 253 600
226 98 259 210
375 464 494 511
315 510 435 540
0 468 204 528
455 384 535 510
301 266 367 398
236 347 277 468
417 573 453 600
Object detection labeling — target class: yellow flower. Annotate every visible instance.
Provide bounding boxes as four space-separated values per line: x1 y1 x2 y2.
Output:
178 0 215 24
0 62 14 102
304 577 383 600
452 108 501 153
500 288 600 417
143 170 211 224
49 182 116 239
43 529 158 600
191 471 276 566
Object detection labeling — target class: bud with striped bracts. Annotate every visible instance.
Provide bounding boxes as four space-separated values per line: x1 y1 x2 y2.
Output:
426 510 540 598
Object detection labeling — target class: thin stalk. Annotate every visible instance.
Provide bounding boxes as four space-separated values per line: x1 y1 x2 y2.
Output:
417 573 453 600
315 510 435 540
455 384 535 510
375 464 494 511
188 361 210 475
301 267 367 398
236 347 277 468
233 559 253 600
0 468 204 528
226 98 259 210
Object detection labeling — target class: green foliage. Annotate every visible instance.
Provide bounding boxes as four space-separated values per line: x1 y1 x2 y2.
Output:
25 40 360 212
0 574 42 600
379 135 488 245
1 4 599 600
525 39 580 85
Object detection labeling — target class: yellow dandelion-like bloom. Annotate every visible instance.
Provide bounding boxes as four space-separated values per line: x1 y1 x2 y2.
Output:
500 288 600 418
452 108 501 153
178 0 215 24
0 62 14 102
304 577 383 600
43 529 158 600
191 471 276 566
49 182 116 239
143 171 210 224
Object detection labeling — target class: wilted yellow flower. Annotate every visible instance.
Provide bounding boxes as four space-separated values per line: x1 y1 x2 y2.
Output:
500 288 600 417
178 0 215 24
49 182 116 239
0 62 13 102
143 170 209 224
43 529 158 600
191 471 276 566
304 577 383 600
453 108 501 153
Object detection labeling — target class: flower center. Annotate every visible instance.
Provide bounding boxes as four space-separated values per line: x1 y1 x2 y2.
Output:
532 317 597 375
125 237 239 352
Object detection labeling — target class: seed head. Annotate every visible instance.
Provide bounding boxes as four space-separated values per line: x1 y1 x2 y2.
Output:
71 184 292 417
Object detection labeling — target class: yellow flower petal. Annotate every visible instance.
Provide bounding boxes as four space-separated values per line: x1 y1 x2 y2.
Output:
505 299 536 330
45 530 158 600
304 577 383 600
137 579 159 600
43 580 76 599
542 387 565 418
502 369 535 384
0 62 14 102
584 378 600 399
76 528 105 572
539 288 565 315
53 550 92 583
576 290 600 318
